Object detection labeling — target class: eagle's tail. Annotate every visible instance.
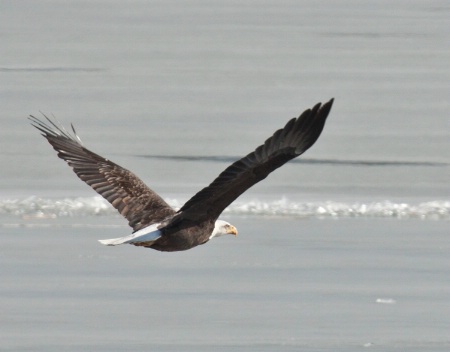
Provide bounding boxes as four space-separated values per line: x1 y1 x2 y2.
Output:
98 223 162 246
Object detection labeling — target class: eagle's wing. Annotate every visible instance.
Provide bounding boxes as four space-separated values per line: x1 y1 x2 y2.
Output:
175 99 333 222
29 116 175 231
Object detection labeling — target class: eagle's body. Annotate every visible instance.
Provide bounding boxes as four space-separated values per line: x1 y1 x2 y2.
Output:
30 99 333 252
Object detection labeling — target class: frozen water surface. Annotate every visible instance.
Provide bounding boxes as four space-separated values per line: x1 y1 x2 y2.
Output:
1 0 449 351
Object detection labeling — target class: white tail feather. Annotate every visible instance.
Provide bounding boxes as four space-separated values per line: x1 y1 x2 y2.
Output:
98 223 162 246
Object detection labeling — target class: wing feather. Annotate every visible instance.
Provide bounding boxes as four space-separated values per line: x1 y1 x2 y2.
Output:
29 115 175 231
176 99 333 221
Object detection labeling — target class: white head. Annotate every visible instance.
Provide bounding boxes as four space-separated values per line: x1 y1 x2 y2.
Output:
209 220 238 240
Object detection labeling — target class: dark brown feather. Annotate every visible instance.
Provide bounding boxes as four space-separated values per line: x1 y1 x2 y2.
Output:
175 99 334 222
29 115 175 231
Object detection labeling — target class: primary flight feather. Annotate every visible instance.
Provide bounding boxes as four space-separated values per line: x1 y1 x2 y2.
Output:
29 99 333 252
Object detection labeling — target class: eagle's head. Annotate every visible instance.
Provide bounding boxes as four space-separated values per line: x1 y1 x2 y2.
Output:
209 220 238 239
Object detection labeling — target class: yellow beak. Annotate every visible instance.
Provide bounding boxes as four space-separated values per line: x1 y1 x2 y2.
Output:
228 225 238 236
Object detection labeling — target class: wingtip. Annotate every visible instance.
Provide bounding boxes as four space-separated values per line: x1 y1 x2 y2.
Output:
323 98 334 108
318 98 334 118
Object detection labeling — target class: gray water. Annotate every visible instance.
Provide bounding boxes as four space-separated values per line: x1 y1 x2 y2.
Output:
1 1 449 351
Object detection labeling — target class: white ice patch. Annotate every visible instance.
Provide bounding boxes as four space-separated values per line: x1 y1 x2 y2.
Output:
376 298 396 304
98 223 162 246
2 196 450 220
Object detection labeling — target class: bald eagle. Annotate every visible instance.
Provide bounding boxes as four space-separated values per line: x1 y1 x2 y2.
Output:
30 99 333 252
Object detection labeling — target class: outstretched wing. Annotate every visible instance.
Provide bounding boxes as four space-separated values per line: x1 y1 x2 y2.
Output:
29 116 175 231
176 99 334 222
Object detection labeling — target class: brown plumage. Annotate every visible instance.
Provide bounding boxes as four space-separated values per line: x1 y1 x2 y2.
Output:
29 99 333 252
